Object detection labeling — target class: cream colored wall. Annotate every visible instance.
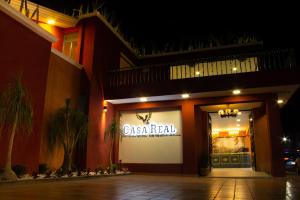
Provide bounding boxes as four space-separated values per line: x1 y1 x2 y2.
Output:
119 110 183 163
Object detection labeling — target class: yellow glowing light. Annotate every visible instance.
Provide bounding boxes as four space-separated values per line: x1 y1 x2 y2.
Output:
233 89 241 95
238 112 242 115
232 67 237 71
236 119 241 122
277 99 284 104
229 130 239 135
140 97 147 102
195 71 200 76
181 93 190 98
47 19 56 25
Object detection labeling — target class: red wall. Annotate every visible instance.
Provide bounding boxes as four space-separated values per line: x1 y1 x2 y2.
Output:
0 11 52 172
78 17 122 170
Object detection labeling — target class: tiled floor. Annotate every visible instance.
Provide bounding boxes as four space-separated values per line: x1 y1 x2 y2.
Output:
1 174 300 199
207 168 270 178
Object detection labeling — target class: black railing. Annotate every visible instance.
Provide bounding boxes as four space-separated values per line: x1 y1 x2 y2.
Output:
105 49 296 88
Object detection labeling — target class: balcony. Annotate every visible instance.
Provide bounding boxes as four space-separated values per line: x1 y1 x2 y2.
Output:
104 49 299 99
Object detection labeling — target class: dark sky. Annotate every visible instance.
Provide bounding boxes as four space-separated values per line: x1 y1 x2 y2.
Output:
32 0 300 142
32 0 299 48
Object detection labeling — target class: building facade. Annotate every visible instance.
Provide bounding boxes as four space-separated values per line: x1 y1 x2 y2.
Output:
0 0 299 177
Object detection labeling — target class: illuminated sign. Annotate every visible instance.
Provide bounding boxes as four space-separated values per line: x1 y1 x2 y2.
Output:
122 122 177 137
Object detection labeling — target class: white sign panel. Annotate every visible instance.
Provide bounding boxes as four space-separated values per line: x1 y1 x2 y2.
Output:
122 123 177 136
119 110 183 163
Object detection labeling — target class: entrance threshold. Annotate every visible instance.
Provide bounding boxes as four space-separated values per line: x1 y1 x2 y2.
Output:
206 168 271 178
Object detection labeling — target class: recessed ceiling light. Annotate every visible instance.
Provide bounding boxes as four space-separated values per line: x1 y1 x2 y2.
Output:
47 19 56 25
277 99 284 104
233 89 241 95
236 119 241 122
140 97 147 102
181 93 190 98
232 67 237 71
249 118 253 122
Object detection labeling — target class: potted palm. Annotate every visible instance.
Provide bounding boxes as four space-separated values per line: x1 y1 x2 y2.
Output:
0 78 33 180
48 99 88 173
104 119 120 174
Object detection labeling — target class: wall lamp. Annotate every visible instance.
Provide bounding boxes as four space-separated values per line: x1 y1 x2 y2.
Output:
103 105 108 112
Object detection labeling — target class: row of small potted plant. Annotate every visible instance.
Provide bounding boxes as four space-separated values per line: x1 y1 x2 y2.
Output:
0 163 129 181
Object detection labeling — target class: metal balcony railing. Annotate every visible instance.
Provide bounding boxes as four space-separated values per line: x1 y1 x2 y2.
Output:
105 49 296 88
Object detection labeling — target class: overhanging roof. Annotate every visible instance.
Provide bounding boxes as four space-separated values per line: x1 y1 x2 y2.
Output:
0 0 56 42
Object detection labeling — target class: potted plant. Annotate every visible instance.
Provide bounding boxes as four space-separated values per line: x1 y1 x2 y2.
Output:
0 78 33 180
104 119 120 174
48 99 88 174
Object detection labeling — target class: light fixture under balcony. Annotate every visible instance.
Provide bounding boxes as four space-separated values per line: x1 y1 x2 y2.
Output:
277 99 284 104
103 105 107 112
181 93 190 98
232 89 241 95
140 97 148 102
218 108 239 118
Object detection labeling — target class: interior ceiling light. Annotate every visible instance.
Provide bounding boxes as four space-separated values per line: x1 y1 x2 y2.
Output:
218 106 239 118
232 67 237 71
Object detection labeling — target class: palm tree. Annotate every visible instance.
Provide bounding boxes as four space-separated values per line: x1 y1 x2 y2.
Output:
48 99 88 173
105 119 120 173
0 79 33 180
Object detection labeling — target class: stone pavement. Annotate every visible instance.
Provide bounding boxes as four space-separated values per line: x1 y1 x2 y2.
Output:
1 174 300 199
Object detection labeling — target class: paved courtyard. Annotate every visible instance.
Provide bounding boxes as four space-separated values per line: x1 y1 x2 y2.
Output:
1 175 300 199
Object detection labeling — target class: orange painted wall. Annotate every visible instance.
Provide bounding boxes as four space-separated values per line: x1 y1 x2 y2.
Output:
0 11 52 172
266 98 285 176
39 52 82 170
39 23 64 51
253 105 272 173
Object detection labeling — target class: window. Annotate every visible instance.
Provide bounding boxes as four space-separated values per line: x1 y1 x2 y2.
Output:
170 57 258 80
62 32 78 60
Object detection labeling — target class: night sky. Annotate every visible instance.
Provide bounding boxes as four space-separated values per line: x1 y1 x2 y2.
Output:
32 0 300 144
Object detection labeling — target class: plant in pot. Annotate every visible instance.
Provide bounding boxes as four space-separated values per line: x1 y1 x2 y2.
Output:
0 78 33 180
104 119 120 174
48 98 88 174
